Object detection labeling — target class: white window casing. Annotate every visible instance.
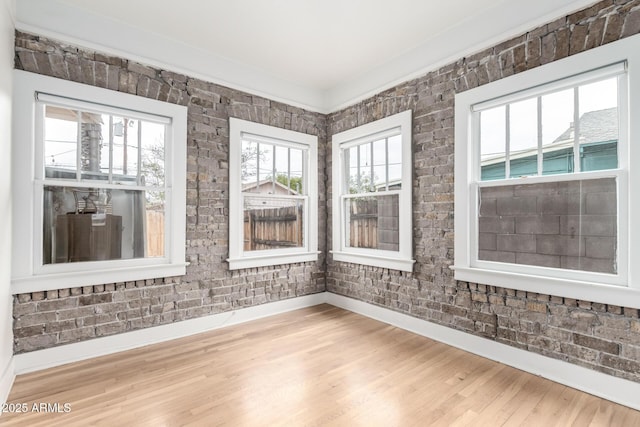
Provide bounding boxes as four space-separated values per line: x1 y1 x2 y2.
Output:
331 110 415 272
454 34 640 308
228 118 319 270
11 70 188 293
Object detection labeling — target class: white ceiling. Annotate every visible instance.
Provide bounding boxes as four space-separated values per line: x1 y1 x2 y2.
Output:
16 0 598 112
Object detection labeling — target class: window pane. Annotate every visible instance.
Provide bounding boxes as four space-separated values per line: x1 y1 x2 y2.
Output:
347 145 359 193
43 186 165 264
579 78 618 172
372 138 387 190
359 143 373 192
289 147 304 194
541 89 574 175
258 143 274 192
243 196 304 251
477 178 617 274
480 106 506 181
139 121 165 187
344 194 399 251
44 106 79 179
387 135 402 188
241 140 259 191
509 98 538 178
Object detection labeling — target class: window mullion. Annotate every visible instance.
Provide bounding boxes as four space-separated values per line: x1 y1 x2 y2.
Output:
76 111 82 181
505 105 511 179
573 87 581 173
107 115 113 183
537 97 543 176
385 137 389 191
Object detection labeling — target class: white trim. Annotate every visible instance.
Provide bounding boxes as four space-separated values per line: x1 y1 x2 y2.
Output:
11 70 188 292
228 118 318 270
11 293 640 411
326 293 640 412
0 357 15 410
331 110 414 272
13 293 328 375
454 33 640 307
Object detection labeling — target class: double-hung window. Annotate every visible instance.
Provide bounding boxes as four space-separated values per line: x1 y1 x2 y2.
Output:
454 34 640 307
331 110 414 272
228 118 318 270
12 71 187 292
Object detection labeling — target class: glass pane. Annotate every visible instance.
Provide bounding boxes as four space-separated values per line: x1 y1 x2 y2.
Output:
579 77 618 172
241 140 259 192
258 143 274 193
358 143 373 192
477 178 616 274
79 112 110 182
344 194 399 251
274 145 289 193
139 120 165 187
44 106 79 179
243 196 304 252
541 89 574 175
289 147 304 194
43 186 164 264
346 146 359 193
509 98 538 178
387 135 402 189
480 105 506 181
372 138 387 190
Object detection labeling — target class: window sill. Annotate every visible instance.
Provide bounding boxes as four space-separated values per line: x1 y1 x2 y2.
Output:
11 262 188 294
331 251 415 273
452 265 640 308
227 252 320 270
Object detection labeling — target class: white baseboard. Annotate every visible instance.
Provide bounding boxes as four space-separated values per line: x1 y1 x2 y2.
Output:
14 293 328 375
0 357 15 410
11 291 640 412
326 293 640 412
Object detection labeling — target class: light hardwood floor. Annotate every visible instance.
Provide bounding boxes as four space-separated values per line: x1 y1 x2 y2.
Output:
1 304 639 426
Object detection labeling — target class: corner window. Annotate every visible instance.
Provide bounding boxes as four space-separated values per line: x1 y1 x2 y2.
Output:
12 70 187 292
228 118 318 270
454 34 640 307
331 110 414 272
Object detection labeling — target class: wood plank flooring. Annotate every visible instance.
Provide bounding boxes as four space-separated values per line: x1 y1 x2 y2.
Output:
1 304 639 426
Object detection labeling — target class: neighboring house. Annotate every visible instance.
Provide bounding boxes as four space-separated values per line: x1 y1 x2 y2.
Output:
481 107 618 180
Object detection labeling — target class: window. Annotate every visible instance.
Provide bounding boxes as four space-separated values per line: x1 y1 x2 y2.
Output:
331 110 414 272
12 70 187 292
454 34 640 307
228 118 318 270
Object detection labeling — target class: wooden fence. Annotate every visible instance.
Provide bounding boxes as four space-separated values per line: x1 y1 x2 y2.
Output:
349 199 378 249
244 205 303 251
146 210 165 257
348 196 399 251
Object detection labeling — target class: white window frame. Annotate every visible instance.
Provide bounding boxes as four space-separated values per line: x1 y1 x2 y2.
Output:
454 34 640 308
331 110 414 272
228 118 318 270
11 70 188 293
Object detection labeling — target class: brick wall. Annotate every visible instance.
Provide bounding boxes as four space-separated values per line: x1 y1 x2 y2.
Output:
327 0 640 383
10 0 640 384
12 31 327 353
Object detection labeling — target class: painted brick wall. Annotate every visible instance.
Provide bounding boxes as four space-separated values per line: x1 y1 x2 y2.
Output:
12 31 327 353
327 0 640 383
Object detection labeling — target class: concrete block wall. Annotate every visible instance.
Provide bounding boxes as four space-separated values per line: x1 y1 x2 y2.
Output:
327 0 640 383
478 178 617 273
12 30 327 353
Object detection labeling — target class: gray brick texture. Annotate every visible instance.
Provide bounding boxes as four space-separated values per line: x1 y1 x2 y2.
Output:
13 31 327 353
326 0 640 384
11 0 640 385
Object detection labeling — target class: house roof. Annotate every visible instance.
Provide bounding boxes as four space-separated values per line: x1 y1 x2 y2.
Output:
553 107 618 145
